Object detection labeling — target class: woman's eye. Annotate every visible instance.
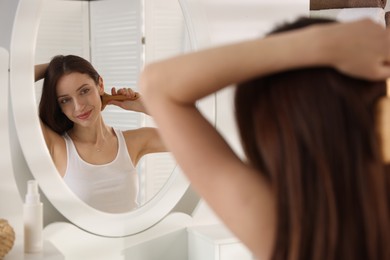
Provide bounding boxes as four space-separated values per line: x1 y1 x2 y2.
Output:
80 88 90 95
59 98 70 105
61 98 70 104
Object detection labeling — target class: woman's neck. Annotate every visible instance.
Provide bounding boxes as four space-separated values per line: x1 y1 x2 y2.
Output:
68 121 114 145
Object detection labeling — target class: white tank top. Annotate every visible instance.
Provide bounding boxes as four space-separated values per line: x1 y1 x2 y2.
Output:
63 129 139 213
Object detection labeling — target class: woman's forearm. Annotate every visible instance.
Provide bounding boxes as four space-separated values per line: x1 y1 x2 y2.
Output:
140 24 322 105
140 19 390 107
35 63 48 82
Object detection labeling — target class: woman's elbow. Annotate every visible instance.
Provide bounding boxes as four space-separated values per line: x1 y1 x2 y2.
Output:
139 64 157 112
140 63 164 103
140 63 178 114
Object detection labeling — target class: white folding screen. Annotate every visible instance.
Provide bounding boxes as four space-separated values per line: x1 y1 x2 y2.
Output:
143 0 191 202
89 0 143 130
35 0 90 61
144 0 190 62
35 0 89 103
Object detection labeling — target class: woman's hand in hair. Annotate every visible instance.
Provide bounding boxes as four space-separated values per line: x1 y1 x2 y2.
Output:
319 19 390 80
108 87 148 114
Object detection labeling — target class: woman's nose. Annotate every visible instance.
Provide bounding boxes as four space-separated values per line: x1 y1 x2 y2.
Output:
73 97 85 111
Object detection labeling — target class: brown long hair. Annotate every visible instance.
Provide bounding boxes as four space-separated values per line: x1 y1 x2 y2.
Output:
235 17 390 260
39 55 100 135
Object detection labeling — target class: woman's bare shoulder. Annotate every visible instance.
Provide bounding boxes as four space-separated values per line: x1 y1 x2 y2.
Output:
39 122 67 176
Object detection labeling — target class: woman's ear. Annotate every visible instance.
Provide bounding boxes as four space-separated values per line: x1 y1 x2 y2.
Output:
98 76 105 95
376 96 390 163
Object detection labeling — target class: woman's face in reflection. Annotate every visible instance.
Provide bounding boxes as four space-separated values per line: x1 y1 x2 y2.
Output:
56 72 103 127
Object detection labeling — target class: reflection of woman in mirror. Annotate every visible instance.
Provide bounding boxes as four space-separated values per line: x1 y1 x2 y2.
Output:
141 18 390 259
35 55 166 213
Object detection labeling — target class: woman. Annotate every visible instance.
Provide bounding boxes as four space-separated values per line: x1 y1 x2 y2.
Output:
141 17 390 259
35 55 166 213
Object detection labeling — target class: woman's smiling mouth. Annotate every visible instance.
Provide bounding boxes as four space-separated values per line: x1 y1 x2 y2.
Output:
76 110 92 120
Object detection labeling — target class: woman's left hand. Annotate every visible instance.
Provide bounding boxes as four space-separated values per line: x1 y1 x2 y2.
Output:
108 87 148 114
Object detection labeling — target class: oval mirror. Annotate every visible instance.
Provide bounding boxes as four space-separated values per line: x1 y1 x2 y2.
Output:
10 0 210 236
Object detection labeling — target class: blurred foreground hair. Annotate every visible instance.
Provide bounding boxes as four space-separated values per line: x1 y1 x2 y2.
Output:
235 17 390 260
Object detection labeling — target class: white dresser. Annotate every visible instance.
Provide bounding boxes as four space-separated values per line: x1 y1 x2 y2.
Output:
188 224 253 260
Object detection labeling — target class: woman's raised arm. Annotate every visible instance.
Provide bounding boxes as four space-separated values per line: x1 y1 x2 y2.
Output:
141 19 390 107
35 63 48 82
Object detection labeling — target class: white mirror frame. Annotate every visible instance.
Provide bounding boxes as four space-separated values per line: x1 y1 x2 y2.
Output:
10 0 198 237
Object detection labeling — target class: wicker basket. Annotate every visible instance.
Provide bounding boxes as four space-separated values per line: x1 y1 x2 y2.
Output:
0 219 15 259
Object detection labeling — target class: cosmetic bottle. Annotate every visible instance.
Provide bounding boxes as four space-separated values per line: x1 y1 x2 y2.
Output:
23 180 43 253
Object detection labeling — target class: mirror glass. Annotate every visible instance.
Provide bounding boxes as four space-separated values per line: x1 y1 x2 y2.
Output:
34 0 191 213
